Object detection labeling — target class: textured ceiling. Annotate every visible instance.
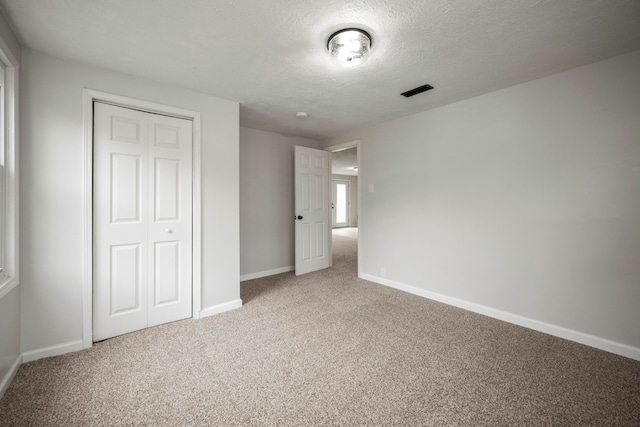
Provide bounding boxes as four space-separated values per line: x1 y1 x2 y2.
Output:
1 0 640 140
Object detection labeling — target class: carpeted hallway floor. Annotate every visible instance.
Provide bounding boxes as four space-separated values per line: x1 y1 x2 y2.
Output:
1 227 639 425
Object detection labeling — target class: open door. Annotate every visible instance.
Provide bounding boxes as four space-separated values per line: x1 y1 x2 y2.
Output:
294 146 330 275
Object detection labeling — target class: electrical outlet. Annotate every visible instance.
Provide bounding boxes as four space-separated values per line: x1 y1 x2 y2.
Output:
380 267 386 278
369 183 374 193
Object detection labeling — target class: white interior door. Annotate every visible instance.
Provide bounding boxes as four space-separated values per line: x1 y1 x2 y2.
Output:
332 179 350 228
294 146 330 276
93 102 193 341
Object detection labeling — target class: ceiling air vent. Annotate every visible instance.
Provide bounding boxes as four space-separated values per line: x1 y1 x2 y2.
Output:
400 84 434 98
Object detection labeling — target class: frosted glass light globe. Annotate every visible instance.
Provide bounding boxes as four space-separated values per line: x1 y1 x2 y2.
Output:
327 28 372 67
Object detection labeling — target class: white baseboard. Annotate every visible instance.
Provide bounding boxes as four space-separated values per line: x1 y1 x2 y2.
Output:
0 354 22 398
199 299 243 319
240 266 294 282
360 273 640 361
21 339 84 363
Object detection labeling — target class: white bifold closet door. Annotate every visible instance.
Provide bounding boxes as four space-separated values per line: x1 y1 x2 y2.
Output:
93 102 193 341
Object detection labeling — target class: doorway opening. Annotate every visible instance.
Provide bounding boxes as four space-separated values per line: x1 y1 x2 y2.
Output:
326 141 360 275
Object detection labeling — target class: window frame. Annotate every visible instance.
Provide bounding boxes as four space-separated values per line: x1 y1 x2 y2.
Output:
0 37 19 299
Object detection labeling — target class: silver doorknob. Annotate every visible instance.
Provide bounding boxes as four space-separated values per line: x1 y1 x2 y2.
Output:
166 228 173 233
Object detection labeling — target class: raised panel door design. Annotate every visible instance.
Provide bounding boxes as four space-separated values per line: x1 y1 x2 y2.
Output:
94 102 193 341
301 174 310 211
314 174 324 211
110 244 141 315
111 115 142 144
111 154 141 223
301 223 311 261
315 222 325 258
300 153 310 168
154 241 180 306
154 158 180 222
294 146 330 275
153 123 181 149
147 112 193 328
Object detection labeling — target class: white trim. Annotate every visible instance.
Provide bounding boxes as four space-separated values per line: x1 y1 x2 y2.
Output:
327 152 333 268
326 141 361 275
325 140 361 153
360 273 640 361
240 266 294 282
0 353 21 398
192 115 202 319
0 34 19 301
21 340 84 363
82 89 203 348
199 299 243 319
0 277 17 299
82 90 93 349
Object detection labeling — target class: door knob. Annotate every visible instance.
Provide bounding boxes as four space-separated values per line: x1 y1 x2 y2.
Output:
166 228 173 233
297 215 303 220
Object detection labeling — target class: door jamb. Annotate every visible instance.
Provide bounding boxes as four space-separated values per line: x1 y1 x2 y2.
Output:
82 89 202 349
325 140 361 276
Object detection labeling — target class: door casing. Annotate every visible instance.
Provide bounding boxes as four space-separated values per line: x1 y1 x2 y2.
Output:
82 89 202 349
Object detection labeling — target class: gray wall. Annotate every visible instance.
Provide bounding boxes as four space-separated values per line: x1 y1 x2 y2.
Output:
240 127 321 278
20 49 240 357
0 13 20 60
0 12 20 394
332 174 358 227
325 50 640 354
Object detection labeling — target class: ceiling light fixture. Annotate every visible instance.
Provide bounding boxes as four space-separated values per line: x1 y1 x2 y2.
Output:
327 28 372 67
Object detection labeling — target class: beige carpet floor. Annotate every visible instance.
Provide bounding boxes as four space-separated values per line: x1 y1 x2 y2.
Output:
1 227 639 425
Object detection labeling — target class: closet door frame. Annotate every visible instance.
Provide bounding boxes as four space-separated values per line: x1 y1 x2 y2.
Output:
82 89 202 349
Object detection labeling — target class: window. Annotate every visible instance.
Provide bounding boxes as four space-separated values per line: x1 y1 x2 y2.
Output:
0 64 6 279
332 179 349 227
336 183 347 224
0 38 18 297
